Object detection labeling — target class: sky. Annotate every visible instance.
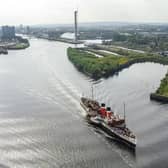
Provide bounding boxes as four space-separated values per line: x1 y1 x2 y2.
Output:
0 0 168 25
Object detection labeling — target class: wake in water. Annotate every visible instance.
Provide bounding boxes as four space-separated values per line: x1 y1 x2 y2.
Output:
30 52 135 167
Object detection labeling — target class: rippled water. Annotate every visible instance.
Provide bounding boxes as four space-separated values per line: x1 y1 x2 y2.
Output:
0 38 168 168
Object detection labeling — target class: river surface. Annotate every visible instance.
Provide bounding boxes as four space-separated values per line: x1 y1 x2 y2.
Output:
0 38 168 168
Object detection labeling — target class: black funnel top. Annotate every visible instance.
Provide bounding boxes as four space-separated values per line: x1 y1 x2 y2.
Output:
101 103 105 107
106 107 111 111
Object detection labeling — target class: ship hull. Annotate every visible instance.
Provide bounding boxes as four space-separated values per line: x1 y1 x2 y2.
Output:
100 122 136 148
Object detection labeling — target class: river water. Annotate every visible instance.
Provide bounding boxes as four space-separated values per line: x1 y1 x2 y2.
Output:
0 38 168 168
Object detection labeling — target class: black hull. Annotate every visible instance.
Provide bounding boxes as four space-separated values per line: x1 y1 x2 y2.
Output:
101 123 136 148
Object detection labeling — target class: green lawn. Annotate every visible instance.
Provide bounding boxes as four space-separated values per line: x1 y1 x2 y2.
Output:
14 43 29 49
156 73 168 97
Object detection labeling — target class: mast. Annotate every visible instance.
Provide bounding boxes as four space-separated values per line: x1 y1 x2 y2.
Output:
91 85 94 100
124 102 126 125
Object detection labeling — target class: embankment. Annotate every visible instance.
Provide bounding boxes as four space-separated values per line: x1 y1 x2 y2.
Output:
150 93 168 103
150 72 168 103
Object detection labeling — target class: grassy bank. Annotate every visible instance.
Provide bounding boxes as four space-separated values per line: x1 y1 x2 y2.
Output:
67 47 168 79
153 72 168 97
150 69 168 102
68 47 129 78
8 43 30 50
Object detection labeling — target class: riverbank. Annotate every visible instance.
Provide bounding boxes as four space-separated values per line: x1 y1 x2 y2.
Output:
150 72 168 103
150 93 168 103
56 38 83 44
67 47 168 79
0 36 30 51
36 36 83 44
7 42 30 50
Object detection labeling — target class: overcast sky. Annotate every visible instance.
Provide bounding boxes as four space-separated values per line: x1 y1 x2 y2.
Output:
0 0 168 25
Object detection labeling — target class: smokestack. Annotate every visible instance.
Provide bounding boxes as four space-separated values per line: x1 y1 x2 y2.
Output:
74 10 78 43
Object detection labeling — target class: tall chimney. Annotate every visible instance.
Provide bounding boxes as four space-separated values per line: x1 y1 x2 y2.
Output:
74 10 78 43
